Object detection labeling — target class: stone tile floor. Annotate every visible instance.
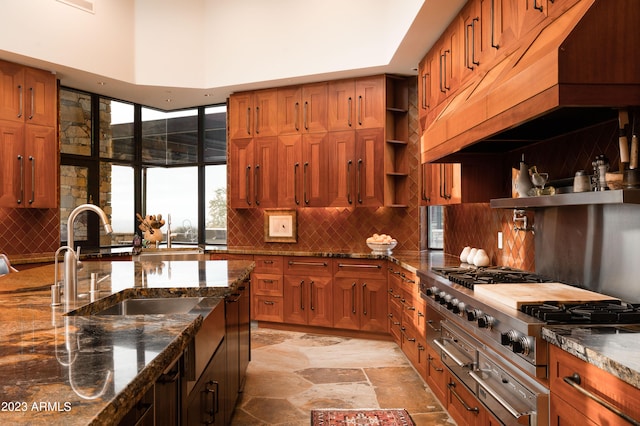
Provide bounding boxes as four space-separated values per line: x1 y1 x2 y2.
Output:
230 326 455 425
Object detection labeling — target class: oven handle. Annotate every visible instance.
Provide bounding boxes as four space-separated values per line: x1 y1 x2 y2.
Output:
563 373 640 426
469 371 532 420
434 338 473 368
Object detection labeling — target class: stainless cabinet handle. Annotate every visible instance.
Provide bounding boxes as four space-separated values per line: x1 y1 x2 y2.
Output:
263 300 275 305
362 283 367 316
434 338 472 368
288 260 328 267
17 155 23 205
295 102 300 131
309 280 315 311
338 263 381 269
29 156 34 204
347 160 353 204
470 371 527 420
263 279 274 283
421 73 428 109
255 106 260 134
29 87 34 119
18 85 23 118
427 354 444 372
357 159 363 204
351 282 356 314
303 101 308 130
471 18 479 66
303 162 309 205
534 0 543 12
246 107 251 135
205 380 219 424
347 97 352 127
439 53 445 93
447 380 480 413
262 259 274 264
490 0 499 49
254 164 260 206
563 373 640 426
357 95 363 126
294 162 300 205
465 23 473 70
245 165 251 205
299 280 305 310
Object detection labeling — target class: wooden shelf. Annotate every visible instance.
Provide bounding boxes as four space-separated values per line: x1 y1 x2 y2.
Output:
490 189 640 209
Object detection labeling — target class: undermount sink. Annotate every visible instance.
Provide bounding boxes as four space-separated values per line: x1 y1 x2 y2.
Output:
93 297 203 316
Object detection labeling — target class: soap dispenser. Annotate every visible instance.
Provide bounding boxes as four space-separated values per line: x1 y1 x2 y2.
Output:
515 154 532 197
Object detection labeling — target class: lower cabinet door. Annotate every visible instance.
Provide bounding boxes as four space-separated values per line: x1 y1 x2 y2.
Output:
446 372 485 426
186 342 226 426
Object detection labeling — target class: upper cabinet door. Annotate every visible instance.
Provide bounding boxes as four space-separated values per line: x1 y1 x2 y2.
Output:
24 68 57 127
328 79 355 131
278 83 328 135
228 89 277 139
355 76 385 129
0 61 25 123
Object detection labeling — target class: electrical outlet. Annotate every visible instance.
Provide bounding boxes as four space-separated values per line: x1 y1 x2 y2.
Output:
497 232 503 250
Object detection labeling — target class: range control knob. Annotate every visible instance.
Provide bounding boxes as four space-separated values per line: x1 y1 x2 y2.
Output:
477 315 494 329
446 298 459 311
466 308 481 322
434 290 444 302
439 293 450 305
500 330 519 346
453 301 465 315
426 286 438 297
512 336 531 355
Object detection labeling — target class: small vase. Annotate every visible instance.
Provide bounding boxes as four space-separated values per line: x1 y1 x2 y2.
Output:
515 160 532 198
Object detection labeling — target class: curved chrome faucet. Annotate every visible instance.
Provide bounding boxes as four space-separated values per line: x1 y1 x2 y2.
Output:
64 204 113 306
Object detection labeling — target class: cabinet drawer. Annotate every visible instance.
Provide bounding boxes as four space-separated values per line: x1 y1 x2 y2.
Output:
253 295 284 322
549 345 640 425
252 273 283 296
333 259 385 278
253 255 283 274
284 257 332 276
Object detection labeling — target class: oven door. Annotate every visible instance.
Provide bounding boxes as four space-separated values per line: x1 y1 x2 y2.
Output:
471 350 549 426
434 321 478 393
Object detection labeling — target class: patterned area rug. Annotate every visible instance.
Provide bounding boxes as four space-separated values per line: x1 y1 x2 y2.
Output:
310 408 415 425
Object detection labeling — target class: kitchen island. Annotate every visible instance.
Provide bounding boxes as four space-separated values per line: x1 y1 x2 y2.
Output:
0 259 253 425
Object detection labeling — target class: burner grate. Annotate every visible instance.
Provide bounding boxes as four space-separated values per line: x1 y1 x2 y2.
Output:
431 266 551 289
520 301 640 324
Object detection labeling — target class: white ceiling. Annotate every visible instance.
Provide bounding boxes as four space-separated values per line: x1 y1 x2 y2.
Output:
0 0 465 110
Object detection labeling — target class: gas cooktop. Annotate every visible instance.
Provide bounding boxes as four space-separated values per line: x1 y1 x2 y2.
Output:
431 266 552 289
521 300 640 324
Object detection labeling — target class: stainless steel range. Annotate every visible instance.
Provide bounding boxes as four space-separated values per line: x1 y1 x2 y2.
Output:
418 265 640 426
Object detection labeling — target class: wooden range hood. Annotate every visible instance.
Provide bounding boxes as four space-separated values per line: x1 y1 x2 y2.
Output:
421 0 640 163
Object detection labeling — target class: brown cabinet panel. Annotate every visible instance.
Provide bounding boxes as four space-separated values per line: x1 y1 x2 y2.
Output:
253 295 284 322
283 274 332 327
278 83 328 135
549 344 640 425
355 128 384 207
425 344 447 404
24 125 56 208
328 79 355 131
253 273 283 297
301 133 329 206
228 138 254 208
228 89 277 139
326 130 356 207
355 76 385 129
446 372 486 426
253 255 283 275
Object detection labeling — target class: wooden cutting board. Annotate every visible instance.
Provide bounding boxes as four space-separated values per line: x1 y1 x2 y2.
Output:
473 283 617 309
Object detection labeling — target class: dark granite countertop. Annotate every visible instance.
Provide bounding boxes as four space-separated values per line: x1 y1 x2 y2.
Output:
0 259 254 425
542 325 640 389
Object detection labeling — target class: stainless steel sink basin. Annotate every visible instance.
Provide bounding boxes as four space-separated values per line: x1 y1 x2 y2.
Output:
94 297 203 315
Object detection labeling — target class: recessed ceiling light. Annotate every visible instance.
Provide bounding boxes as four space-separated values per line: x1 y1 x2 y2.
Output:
165 99 173 103
204 93 214 97
97 81 106 85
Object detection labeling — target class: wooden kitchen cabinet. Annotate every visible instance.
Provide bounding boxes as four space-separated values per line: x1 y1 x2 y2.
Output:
228 136 278 208
277 133 329 207
185 341 227 425
333 259 387 333
446 372 486 426
277 83 328 134
425 344 447 404
327 76 385 131
355 128 384 207
421 156 507 206
0 60 57 209
283 257 333 327
228 89 277 139
252 255 284 323
0 60 57 126
549 344 640 425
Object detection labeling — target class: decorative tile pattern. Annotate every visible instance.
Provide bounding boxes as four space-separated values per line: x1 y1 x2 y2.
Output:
0 208 59 258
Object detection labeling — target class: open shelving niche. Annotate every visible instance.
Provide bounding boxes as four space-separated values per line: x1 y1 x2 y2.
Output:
490 189 640 209
384 75 411 207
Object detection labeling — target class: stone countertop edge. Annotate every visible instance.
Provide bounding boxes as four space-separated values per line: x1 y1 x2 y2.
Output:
542 326 640 389
0 260 254 425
